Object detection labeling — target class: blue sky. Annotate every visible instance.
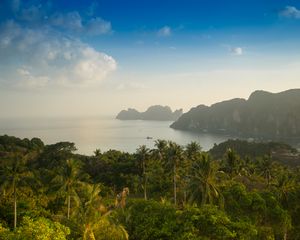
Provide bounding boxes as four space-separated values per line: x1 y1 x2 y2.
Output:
0 0 300 117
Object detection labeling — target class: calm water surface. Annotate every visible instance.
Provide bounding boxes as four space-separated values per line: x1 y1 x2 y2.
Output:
0 116 230 155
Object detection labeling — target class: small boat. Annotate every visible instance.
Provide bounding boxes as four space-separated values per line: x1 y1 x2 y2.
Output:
146 136 153 140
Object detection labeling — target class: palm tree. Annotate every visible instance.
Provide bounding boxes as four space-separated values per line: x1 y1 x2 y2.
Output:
257 154 273 185
52 158 83 219
153 139 168 173
78 184 102 240
188 153 221 206
27 168 54 209
166 141 184 205
75 183 128 240
185 141 202 160
183 142 202 204
136 145 150 200
0 153 29 229
154 139 168 160
224 148 240 179
148 140 169 199
94 149 101 157
273 173 296 208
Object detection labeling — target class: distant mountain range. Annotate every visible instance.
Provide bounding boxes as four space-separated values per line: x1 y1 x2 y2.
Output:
116 105 183 121
171 89 300 140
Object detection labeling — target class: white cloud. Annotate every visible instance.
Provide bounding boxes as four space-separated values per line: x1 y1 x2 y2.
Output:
230 47 243 56
158 26 172 37
279 6 300 19
49 11 112 35
86 17 112 35
86 1 99 16
8 0 49 22
73 47 116 84
7 1 112 36
0 21 117 88
0 20 21 48
50 11 83 31
20 5 44 22
17 67 49 88
17 67 30 76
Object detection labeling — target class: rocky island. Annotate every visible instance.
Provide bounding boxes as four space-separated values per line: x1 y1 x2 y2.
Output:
116 105 183 121
171 89 300 140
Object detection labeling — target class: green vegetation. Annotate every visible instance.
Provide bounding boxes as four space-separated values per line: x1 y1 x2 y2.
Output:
0 135 300 239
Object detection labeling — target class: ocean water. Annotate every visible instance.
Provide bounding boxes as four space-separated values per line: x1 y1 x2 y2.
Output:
0 116 230 155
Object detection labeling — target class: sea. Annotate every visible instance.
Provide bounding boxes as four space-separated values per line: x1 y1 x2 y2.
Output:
0 116 232 155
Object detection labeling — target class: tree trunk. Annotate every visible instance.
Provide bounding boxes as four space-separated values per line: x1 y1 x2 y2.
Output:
201 186 207 206
174 164 177 205
13 184 17 230
83 225 95 240
67 194 71 219
144 178 147 200
83 226 88 240
89 231 96 240
143 161 147 200
283 231 287 240
267 171 270 186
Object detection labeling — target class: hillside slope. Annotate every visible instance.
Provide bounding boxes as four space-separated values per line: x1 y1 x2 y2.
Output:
171 89 300 139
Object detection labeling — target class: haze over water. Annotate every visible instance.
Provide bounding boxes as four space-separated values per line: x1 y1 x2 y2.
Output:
0 116 229 155
0 0 299 154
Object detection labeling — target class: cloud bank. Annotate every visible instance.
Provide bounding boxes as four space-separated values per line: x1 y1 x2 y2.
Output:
158 26 172 37
0 0 116 89
230 47 243 56
49 12 112 36
0 20 117 88
279 6 300 19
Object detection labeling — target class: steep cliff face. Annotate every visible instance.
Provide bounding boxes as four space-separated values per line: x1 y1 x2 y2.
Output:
116 105 183 121
171 89 300 139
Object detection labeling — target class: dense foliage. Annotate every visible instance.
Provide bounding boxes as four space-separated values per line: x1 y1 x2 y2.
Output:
0 134 300 239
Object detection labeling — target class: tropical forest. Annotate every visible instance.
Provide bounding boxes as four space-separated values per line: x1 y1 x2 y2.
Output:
0 135 300 240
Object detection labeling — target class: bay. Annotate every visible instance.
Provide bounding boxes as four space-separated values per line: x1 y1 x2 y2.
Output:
0 116 230 155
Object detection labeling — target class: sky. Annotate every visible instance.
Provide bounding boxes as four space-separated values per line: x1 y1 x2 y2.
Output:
0 0 300 118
